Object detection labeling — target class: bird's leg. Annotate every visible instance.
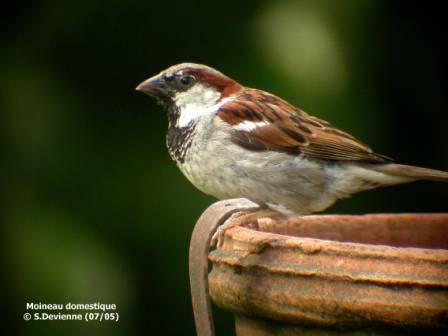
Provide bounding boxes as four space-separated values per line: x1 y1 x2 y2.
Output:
210 208 281 248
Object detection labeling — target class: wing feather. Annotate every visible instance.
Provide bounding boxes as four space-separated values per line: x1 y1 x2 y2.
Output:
217 89 391 163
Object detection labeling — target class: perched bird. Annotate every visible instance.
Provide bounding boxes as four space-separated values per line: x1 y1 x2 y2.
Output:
136 63 448 215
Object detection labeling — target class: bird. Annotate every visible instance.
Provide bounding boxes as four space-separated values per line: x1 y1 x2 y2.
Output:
136 63 448 216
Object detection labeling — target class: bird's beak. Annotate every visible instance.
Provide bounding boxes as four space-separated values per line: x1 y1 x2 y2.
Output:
135 74 166 97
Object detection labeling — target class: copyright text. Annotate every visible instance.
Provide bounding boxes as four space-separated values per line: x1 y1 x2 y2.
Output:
23 302 119 322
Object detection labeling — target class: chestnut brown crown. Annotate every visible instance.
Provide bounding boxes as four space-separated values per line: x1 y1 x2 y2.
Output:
136 63 242 100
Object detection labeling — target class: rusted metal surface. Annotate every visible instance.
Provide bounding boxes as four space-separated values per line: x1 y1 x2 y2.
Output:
189 198 260 336
234 315 402 336
258 214 448 249
207 212 448 334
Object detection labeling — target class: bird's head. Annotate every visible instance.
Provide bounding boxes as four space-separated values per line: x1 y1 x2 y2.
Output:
136 63 242 127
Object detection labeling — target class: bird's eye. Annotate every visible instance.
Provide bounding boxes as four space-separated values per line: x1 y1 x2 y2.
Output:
179 74 195 87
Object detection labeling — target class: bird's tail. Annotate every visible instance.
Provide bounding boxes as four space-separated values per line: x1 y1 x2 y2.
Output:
372 164 448 183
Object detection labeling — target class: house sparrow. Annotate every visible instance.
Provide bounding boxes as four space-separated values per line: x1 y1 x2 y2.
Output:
136 63 448 215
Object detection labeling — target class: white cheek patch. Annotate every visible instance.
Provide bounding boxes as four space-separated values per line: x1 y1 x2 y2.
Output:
177 104 213 128
233 121 269 132
174 84 223 128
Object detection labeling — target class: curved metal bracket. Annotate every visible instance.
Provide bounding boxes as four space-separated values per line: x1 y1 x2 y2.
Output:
189 198 260 336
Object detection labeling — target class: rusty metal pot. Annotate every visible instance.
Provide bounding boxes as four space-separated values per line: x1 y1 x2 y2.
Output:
198 202 448 335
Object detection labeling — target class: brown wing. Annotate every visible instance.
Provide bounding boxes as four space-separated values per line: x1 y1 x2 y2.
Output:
217 89 391 163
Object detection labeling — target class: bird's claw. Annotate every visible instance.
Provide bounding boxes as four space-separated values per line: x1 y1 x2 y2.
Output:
210 210 279 248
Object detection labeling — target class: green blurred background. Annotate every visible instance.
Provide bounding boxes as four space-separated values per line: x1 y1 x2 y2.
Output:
1 0 447 335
